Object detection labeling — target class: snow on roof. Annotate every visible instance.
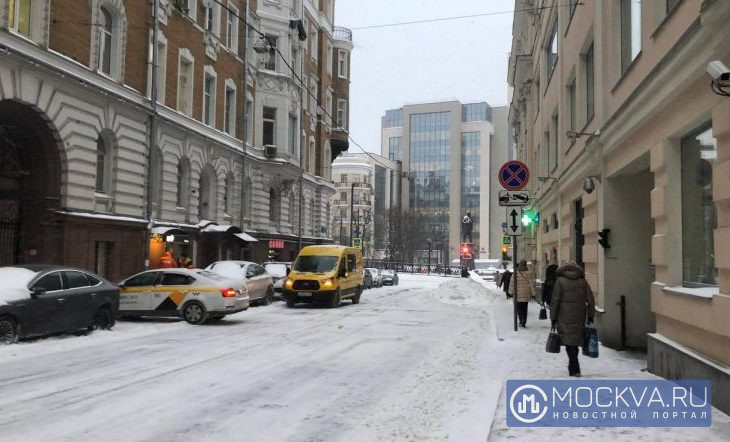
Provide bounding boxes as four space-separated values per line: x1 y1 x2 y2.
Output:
0 267 38 305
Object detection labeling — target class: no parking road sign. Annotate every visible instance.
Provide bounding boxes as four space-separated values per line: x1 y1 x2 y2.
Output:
498 161 530 191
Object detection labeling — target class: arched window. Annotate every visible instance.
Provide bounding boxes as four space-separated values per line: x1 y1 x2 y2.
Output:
288 190 296 227
309 198 316 236
95 133 112 193
98 7 113 75
176 158 191 208
224 173 234 215
149 148 163 208
242 178 253 221
198 167 217 221
269 187 279 224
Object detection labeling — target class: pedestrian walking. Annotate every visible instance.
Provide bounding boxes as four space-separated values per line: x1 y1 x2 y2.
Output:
159 250 177 268
501 267 512 298
178 254 193 269
510 260 534 327
541 264 558 307
549 262 596 377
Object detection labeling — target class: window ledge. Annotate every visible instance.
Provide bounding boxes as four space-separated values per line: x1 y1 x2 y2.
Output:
94 192 113 201
662 286 718 300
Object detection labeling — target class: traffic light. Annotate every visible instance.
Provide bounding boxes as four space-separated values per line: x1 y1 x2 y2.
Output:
461 244 470 255
501 245 508 261
522 209 539 226
598 229 611 249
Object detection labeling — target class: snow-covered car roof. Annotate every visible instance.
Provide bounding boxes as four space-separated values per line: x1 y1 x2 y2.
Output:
0 267 39 305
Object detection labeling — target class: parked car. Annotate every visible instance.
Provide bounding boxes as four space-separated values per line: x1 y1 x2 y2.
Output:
474 259 501 280
263 261 291 298
206 261 275 306
381 269 399 286
0 265 119 344
283 245 364 308
363 268 373 289
118 269 248 324
367 268 383 287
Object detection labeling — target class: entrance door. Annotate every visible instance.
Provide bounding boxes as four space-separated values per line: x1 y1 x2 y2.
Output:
0 199 20 266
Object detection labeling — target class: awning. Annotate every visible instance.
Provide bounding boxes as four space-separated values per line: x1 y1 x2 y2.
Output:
151 227 187 235
234 232 258 242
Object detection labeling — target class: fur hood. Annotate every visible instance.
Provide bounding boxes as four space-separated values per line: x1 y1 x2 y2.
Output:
557 263 584 280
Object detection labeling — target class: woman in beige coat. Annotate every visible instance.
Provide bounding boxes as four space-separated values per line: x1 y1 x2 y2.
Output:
510 259 535 327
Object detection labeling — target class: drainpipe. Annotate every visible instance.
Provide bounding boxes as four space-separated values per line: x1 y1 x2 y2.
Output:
297 0 305 253
143 0 160 270
239 0 250 259
349 182 355 246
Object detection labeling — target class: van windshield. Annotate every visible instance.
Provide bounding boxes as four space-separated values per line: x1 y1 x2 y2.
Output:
293 255 339 274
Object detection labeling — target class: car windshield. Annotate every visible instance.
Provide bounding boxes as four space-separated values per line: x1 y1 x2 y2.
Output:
293 255 339 274
264 263 288 277
382 270 394 276
475 260 500 270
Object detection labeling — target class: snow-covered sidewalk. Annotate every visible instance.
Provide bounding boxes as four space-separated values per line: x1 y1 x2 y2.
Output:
468 275 730 441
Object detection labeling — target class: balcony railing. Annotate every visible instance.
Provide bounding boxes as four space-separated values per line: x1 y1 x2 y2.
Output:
334 26 352 42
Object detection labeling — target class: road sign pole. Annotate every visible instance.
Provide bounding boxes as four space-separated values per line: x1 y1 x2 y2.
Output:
513 235 518 332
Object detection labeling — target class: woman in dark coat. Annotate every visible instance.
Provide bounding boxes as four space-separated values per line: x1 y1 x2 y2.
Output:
549 263 595 377
542 264 558 307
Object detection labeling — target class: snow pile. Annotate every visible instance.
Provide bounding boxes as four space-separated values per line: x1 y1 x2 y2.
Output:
0 267 37 305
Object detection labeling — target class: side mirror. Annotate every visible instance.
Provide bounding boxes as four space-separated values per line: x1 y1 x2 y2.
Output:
286 267 291 276
30 287 46 299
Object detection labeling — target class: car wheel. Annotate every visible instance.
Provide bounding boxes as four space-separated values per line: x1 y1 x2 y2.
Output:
330 289 341 308
182 302 207 325
0 317 18 345
352 286 362 304
89 307 114 331
262 287 274 306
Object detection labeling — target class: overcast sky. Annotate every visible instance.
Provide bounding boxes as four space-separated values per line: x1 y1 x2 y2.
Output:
334 0 515 155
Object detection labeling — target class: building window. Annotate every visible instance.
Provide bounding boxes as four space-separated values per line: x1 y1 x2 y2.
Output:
310 26 318 62
309 140 315 175
289 115 297 155
177 50 194 116
462 103 489 122
224 85 236 135
244 97 253 144
224 174 234 215
176 158 191 208
534 78 541 114
326 43 333 75
7 0 32 36
547 21 558 79
552 213 559 230
226 4 238 52
150 148 163 207
336 99 347 129
204 3 220 36
269 188 279 222
98 7 113 75
338 49 348 79
263 107 276 146
384 109 403 128
550 113 558 173
567 79 576 132
243 178 253 219
264 36 277 71
585 42 595 122
309 77 318 115
620 0 641 73
203 69 216 126
388 136 402 161
681 124 717 287
95 133 112 193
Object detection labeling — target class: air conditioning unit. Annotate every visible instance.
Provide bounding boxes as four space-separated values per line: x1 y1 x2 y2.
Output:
265 145 277 159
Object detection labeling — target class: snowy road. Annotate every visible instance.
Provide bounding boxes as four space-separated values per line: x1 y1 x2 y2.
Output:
1 275 729 442
0 275 499 442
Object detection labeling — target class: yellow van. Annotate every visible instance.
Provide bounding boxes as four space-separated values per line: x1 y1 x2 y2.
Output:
283 245 363 308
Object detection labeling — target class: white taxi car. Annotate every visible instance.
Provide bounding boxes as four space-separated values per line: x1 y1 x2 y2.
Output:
118 269 249 324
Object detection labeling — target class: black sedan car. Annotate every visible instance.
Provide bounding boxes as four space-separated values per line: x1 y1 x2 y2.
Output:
381 270 399 286
0 265 119 344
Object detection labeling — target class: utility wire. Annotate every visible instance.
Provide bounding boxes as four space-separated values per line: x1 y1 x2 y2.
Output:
350 2 584 30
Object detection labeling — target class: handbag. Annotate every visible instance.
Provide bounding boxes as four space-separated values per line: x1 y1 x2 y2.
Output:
546 325 561 353
539 307 547 320
582 326 599 358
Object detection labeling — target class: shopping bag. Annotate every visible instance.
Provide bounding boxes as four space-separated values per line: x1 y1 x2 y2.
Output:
582 326 599 358
538 307 547 320
546 326 560 353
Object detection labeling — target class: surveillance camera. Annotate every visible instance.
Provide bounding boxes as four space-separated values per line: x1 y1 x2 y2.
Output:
707 61 730 86
583 177 595 194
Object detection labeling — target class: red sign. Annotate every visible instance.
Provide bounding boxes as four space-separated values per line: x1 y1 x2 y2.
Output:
498 161 530 191
268 240 285 249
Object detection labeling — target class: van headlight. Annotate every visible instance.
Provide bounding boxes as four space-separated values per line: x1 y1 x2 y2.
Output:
284 278 293 289
321 279 334 289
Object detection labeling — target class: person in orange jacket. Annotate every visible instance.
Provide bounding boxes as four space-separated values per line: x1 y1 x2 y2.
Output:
159 250 177 268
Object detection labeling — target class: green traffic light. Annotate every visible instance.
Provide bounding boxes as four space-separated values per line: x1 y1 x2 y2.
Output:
522 214 531 226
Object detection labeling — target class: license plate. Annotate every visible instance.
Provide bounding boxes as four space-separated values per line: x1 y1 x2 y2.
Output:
297 292 312 297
